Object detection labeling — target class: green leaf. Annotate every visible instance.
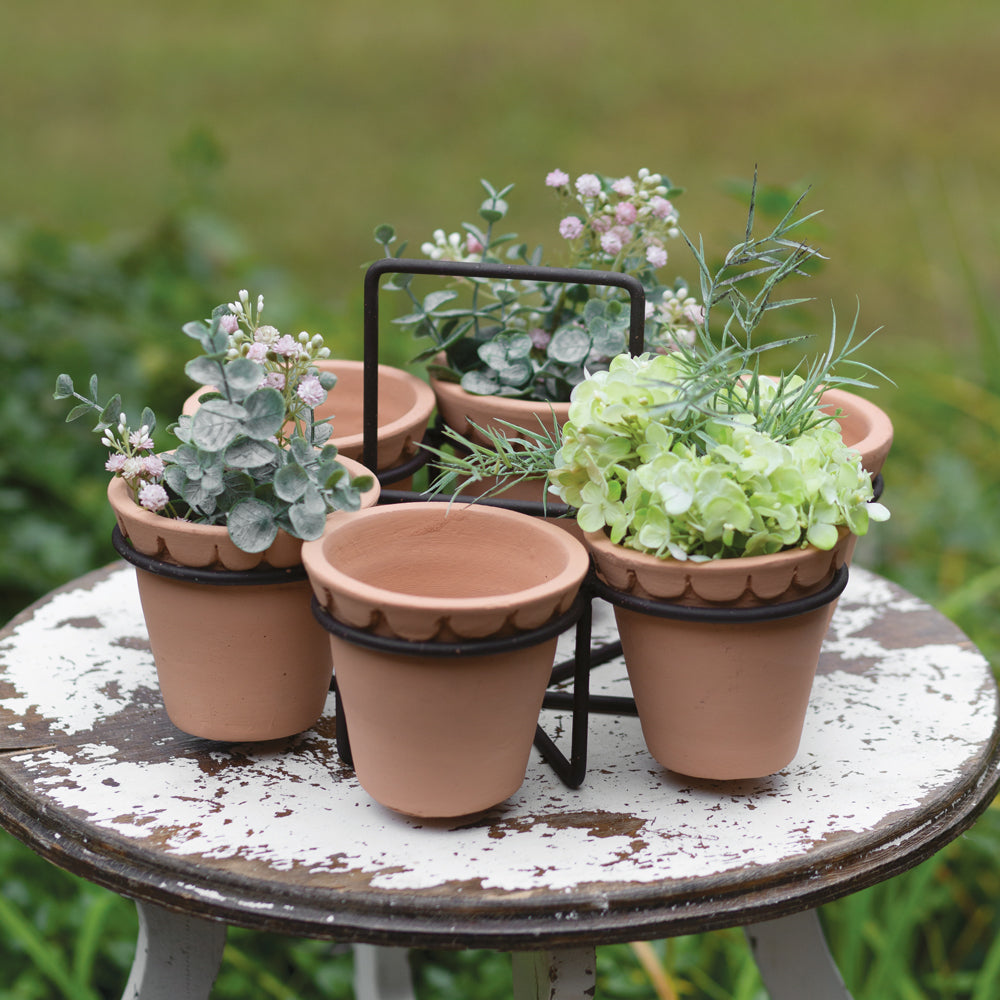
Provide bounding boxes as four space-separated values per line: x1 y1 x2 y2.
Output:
219 469 255 509
274 463 309 502
98 394 122 430
185 355 224 387
139 406 157 433
53 373 74 399
318 370 338 391
460 371 501 396
288 483 327 539
497 359 533 387
548 326 592 366
222 357 264 399
225 437 279 469
373 223 395 245
423 289 459 313
162 464 191 496
477 339 510 371
182 319 210 341
242 388 286 440
227 499 279 552
191 399 247 451
479 197 508 223
66 402 95 422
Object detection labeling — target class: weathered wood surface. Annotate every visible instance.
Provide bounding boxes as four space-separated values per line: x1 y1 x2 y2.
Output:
0 563 997 949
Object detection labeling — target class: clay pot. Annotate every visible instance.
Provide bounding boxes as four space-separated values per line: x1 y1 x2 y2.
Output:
182 360 435 483
820 387 893 478
108 458 380 742
303 502 589 817
585 529 850 780
429 371 570 506
311 360 435 475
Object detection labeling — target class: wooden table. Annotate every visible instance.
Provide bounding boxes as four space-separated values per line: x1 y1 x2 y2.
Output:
1 563 997 999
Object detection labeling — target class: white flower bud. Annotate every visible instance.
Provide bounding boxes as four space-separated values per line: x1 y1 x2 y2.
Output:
257 294 264 313
298 331 310 343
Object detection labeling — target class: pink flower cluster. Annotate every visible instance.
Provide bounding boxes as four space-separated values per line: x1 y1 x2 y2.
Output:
646 286 706 353
545 168 680 269
103 417 169 512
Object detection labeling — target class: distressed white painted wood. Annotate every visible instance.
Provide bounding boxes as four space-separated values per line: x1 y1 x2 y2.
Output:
353 946 416 1000
512 947 596 999
745 911 853 1000
121 900 226 1000
0 563 997 995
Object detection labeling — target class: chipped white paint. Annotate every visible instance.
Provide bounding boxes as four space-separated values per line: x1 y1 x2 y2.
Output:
0 571 151 735
0 565 996 898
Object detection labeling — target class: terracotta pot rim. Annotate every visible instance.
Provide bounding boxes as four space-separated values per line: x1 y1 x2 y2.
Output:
303 501 590 639
584 527 849 607
818 386 893 473
108 455 380 571
314 359 436 457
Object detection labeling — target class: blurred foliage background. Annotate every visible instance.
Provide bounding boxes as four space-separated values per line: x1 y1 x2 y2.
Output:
2 1 1000 997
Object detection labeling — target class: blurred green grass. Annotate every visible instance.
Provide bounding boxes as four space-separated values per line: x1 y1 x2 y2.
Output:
3 2 1000 998
3 0 1000 350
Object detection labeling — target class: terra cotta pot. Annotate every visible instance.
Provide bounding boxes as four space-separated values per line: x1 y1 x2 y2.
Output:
108 458 379 742
303 502 589 817
820 386 893 478
585 528 850 780
183 360 435 484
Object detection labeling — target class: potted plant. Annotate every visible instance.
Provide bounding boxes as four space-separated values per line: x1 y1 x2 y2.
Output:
54 290 378 742
302 501 590 817
426 181 893 780
372 169 694 495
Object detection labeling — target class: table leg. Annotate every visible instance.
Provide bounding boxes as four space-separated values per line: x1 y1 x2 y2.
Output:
121 899 227 1000
353 945 417 1000
744 910 854 1000
511 947 597 999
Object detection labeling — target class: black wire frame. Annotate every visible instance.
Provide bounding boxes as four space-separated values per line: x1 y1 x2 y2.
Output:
339 257 869 791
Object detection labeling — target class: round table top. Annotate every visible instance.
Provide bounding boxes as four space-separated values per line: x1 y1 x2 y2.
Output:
0 562 997 948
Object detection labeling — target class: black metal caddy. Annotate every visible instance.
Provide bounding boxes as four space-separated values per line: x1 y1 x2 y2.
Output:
317 257 858 789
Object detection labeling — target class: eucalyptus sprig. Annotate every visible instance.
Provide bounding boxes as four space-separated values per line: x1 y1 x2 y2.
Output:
55 294 373 554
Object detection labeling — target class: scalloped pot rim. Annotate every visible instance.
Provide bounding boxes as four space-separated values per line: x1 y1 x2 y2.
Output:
303 502 590 641
107 455 380 572
584 528 850 608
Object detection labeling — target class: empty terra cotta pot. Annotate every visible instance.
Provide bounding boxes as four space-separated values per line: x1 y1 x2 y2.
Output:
585 529 850 781
108 458 380 742
303 502 590 817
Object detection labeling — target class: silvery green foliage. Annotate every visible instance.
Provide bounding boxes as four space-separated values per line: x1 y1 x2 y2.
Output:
548 352 889 560
55 305 372 554
374 171 691 402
